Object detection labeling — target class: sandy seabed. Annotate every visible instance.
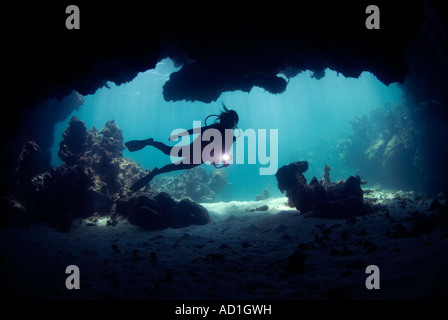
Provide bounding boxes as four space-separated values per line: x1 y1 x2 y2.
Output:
1 189 447 301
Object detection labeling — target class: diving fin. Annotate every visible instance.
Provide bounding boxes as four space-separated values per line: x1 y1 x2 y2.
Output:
129 167 159 192
125 138 153 152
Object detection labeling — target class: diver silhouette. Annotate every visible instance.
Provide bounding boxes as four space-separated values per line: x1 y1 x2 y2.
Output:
125 105 239 191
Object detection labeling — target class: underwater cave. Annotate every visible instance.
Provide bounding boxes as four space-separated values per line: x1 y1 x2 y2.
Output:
1 0 448 304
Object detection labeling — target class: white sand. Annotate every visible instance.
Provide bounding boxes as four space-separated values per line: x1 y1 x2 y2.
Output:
1 190 447 300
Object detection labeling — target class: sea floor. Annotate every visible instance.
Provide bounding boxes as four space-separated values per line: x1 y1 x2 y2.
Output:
1 189 447 300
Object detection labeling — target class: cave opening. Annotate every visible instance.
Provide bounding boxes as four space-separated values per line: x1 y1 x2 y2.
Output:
49 57 405 201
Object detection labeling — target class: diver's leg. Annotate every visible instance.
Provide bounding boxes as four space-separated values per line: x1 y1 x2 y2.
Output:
125 138 173 155
124 138 154 152
150 140 173 156
129 163 200 192
156 163 199 175
129 167 159 192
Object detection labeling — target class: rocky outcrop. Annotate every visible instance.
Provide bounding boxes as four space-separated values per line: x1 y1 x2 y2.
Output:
8 117 210 232
116 191 210 230
15 141 46 192
276 161 365 219
337 102 448 193
58 116 88 165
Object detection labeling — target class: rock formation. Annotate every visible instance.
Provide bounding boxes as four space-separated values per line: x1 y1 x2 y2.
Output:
275 161 365 219
116 191 210 230
5 117 211 232
337 102 448 193
15 141 46 192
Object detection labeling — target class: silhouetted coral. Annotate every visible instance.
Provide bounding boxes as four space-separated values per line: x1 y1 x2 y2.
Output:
276 161 365 218
11 118 210 231
15 141 46 193
58 116 88 165
337 103 448 194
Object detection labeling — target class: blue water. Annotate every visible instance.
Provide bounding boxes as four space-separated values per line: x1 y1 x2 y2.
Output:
51 58 403 201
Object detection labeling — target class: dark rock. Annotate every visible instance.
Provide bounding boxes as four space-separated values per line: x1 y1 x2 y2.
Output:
256 205 269 211
276 161 365 218
30 163 96 227
155 192 183 227
11 119 146 231
247 205 269 213
121 193 164 230
135 194 160 211
15 141 46 191
178 199 210 226
130 205 168 230
276 161 326 213
58 116 87 166
276 161 308 194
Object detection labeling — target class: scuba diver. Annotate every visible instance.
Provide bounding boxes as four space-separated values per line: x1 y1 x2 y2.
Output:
125 104 239 191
